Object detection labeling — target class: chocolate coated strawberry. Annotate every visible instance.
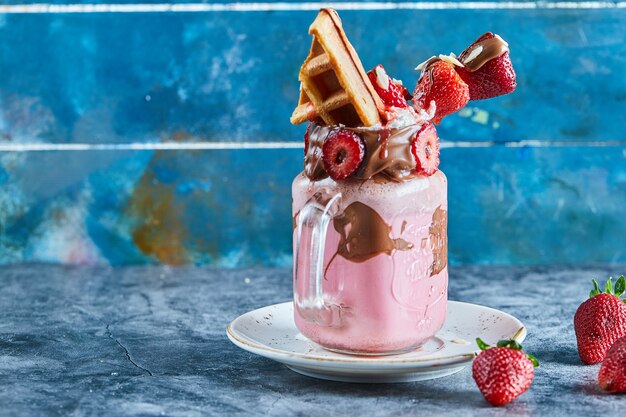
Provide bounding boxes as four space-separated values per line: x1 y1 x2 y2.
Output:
574 276 626 364
367 65 409 108
472 338 538 406
304 123 313 155
456 32 516 100
411 123 440 176
322 129 365 180
413 60 469 124
599 335 626 393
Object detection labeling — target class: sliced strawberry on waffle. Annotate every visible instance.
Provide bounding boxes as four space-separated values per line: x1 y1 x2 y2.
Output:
322 129 365 180
413 59 469 124
411 122 440 176
455 32 516 100
367 65 410 108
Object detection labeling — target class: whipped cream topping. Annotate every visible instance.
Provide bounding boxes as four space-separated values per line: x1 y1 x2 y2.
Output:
386 107 427 129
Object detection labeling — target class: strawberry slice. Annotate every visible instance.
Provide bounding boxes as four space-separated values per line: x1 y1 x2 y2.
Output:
455 32 516 100
367 65 409 108
413 60 469 124
322 129 365 180
411 123 440 176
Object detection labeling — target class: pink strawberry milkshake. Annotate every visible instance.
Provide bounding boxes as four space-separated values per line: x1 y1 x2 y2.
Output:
292 121 448 354
288 9 516 355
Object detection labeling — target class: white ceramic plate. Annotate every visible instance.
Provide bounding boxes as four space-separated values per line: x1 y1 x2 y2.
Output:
227 301 526 383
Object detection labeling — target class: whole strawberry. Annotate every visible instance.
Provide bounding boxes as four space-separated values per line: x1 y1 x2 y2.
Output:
367 65 410 108
598 335 626 393
472 338 538 406
455 32 516 100
574 276 626 364
413 59 469 124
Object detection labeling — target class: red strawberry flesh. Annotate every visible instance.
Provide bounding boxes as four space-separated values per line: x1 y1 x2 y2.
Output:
411 123 440 176
367 65 409 108
413 60 469 124
322 129 365 180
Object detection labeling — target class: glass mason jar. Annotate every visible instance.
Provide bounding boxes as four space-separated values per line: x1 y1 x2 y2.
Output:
292 122 448 355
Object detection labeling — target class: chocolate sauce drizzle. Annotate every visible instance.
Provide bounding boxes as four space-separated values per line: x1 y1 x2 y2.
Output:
459 35 510 72
417 34 509 76
305 124 422 183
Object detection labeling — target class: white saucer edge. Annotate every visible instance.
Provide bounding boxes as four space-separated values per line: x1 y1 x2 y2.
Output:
226 300 526 364
285 364 466 383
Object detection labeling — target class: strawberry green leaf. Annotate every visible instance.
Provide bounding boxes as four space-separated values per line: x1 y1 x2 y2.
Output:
615 275 626 297
527 353 540 367
606 277 613 295
497 339 523 350
590 279 602 298
476 338 491 351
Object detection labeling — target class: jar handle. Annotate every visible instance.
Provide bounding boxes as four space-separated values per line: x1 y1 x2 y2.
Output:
294 191 343 327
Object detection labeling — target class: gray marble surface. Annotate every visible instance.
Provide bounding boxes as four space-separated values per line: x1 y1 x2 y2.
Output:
1 264 626 416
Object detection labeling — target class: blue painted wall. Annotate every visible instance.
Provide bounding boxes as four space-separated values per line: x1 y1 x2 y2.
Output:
1 1 625 266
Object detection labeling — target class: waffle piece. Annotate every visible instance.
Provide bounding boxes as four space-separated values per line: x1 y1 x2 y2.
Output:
290 8 384 127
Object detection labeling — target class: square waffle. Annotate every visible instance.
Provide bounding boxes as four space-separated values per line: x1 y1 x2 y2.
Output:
290 9 384 127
